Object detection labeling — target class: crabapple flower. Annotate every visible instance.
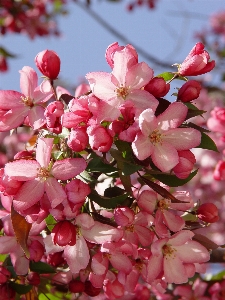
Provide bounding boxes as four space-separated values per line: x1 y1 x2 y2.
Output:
4 137 86 211
207 107 225 133
86 47 158 121
132 102 201 172
0 66 53 131
178 42 215 76
35 50 61 80
146 230 210 284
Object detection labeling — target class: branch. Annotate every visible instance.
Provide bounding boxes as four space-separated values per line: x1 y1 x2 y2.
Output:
73 0 173 69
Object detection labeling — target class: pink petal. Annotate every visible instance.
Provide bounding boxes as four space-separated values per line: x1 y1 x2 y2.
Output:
125 62 153 89
11 247 30 275
28 106 46 130
164 255 188 284
175 241 210 263
132 132 153 161
5 160 40 181
129 90 158 113
109 252 132 274
169 230 194 246
13 179 45 210
45 177 67 208
146 254 163 283
139 108 157 136
82 221 123 244
163 210 185 232
164 128 201 150
76 213 95 229
0 90 24 109
86 72 116 101
0 236 17 253
134 224 154 246
36 137 53 168
51 158 86 180
157 102 188 130
137 190 157 214
0 106 29 131
151 142 179 172
19 66 38 97
63 236 90 273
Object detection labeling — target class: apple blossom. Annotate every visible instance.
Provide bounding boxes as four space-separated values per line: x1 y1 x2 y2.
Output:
132 102 201 172
0 66 53 131
197 203 219 223
4 137 86 210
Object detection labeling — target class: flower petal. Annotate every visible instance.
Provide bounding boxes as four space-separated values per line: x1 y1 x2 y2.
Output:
5 160 40 181
51 158 86 180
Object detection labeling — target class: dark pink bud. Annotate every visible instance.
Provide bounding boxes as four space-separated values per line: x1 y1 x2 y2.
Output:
197 203 219 223
178 43 215 76
67 127 89 152
84 281 101 297
69 280 85 293
87 125 113 152
52 221 76 246
46 251 65 267
0 284 15 300
35 50 60 80
144 77 170 98
27 272 40 286
0 266 11 284
177 80 202 102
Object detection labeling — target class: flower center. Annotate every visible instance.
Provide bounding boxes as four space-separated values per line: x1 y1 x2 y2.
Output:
125 225 135 232
37 167 50 180
21 96 34 107
116 85 129 99
162 244 176 258
157 199 171 211
149 129 162 145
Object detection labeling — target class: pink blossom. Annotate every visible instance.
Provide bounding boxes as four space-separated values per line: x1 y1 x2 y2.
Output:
86 47 158 121
4 137 86 210
132 102 201 172
0 66 53 131
146 230 210 284
44 100 64 134
197 203 219 223
174 278 210 300
178 43 215 76
87 124 113 153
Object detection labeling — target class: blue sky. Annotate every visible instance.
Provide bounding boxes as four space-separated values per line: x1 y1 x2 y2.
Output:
0 0 224 93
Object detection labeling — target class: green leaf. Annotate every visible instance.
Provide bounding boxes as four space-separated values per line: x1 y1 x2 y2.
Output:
87 153 118 173
0 46 17 58
198 133 219 152
156 72 187 82
30 261 56 274
184 102 206 119
10 282 32 295
206 270 225 281
184 122 210 133
45 214 57 231
152 169 198 187
88 191 130 209
156 72 175 81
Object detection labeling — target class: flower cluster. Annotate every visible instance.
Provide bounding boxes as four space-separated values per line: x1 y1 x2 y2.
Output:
0 42 219 299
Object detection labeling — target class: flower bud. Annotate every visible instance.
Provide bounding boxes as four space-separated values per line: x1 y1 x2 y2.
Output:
144 77 170 98
84 281 101 297
197 203 219 223
69 280 85 293
27 272 40 286
178 43 215 76
35 50 60 80
52 220 76 246
0 266 11 284
177 80 202 102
